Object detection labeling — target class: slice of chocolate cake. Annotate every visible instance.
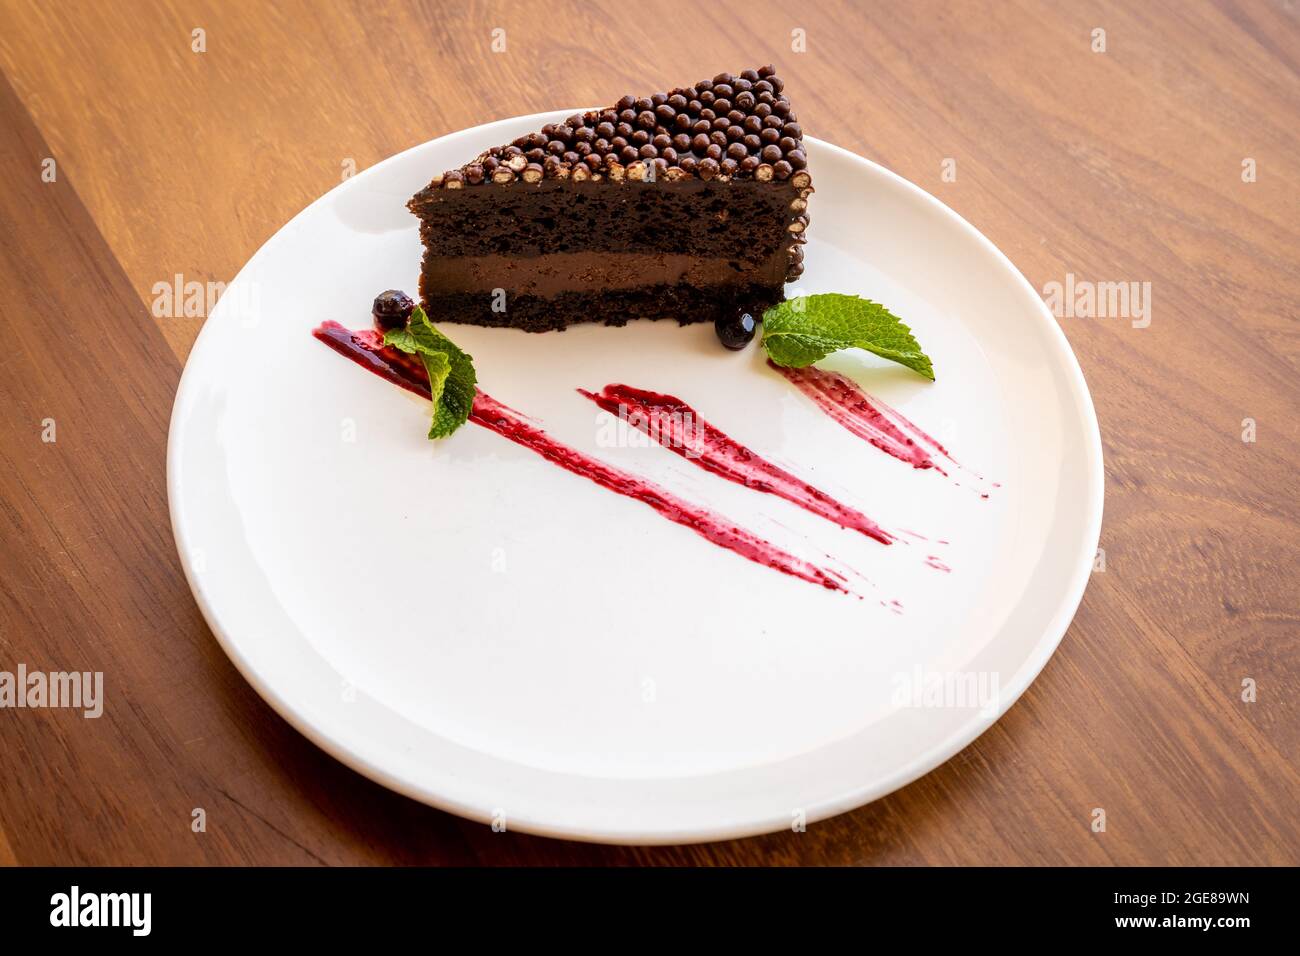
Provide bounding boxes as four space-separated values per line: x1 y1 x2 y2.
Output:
407 65 810 333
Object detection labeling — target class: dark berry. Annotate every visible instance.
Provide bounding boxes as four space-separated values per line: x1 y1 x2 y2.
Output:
715 309 758 350
372 289 414 331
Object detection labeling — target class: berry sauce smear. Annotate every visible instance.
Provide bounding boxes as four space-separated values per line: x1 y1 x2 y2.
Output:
771 360 957 471
312 321 850 593
578 384 894 545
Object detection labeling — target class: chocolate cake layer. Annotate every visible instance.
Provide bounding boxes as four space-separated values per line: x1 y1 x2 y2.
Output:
408 65 811 331
419 285 786 333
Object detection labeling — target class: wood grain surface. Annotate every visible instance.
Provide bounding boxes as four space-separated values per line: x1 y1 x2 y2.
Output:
0 0 1296 866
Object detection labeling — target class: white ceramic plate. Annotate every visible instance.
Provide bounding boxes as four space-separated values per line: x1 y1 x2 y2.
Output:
168 111 1102 844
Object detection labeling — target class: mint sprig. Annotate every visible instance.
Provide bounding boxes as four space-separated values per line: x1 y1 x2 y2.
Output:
762 293 935 380
383 306 477 438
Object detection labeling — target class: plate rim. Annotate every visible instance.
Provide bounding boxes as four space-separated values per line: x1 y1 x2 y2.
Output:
167 110 1104 845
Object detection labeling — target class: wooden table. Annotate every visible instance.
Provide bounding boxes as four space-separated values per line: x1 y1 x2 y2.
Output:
1 0 1296 866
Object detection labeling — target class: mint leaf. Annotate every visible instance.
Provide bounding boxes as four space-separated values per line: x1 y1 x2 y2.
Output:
761 293 935 380
383 306 477 438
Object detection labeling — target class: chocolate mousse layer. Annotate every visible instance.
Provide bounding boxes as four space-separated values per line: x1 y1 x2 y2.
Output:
421 250 790 298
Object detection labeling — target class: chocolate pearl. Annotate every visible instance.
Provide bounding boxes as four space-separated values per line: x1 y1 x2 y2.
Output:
554 125 574 144
694 80 711 92
526 148 545 162
600 109 618 124
632 129 650 145
758 91 774 105
709 130 728 147
595 121 615 139
760 127 780 144
705 142 723 160
655 104 676 124
771 77 785 93
668 93 688 110
692 119 710 134
574 141 592 156
528 132 547 149
651 92 668 106
783 122 802 139
652 133 671 149
743 133 762 151
698 157 719 180
740 68 759 82
712 72 734 85
616 121 634 138
712 116 730 131
679 155 699 173
482 156 499 172
511 136 528 149
620 145 638 163
584 153 603 170
639 143 658 158
611 135 628 149
464 164 485 185
593 139 610 154
727 109 745 124
754 80 774 94
758 64 776 77
523 162 544 182
661 147 678 164
726 141 748 160
726 125 745 142
562 151 580 165
504 145 524 157
651 157 669 175
634 97 653 111
604 152 620 167
755 102 772 117
674 113 692 130
673 133 692 151
743 115 763 134
543 156 562 174
546 140 566 156
700 90 715 104
739 155 760 173
634 110 654 129
688 99 703 113
773 160 793 179
779 136 798 153
619 108 636 124
763 114 784 129
733 78 753 93
574 126 595 144
773 100 792 117
616 95 636 111
713 98 731 114
713 84 733 100
565 114 585 128
721 158 738 176
691 133 711 153
761 144 782 164
786 149 807 169
698 109 715 123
